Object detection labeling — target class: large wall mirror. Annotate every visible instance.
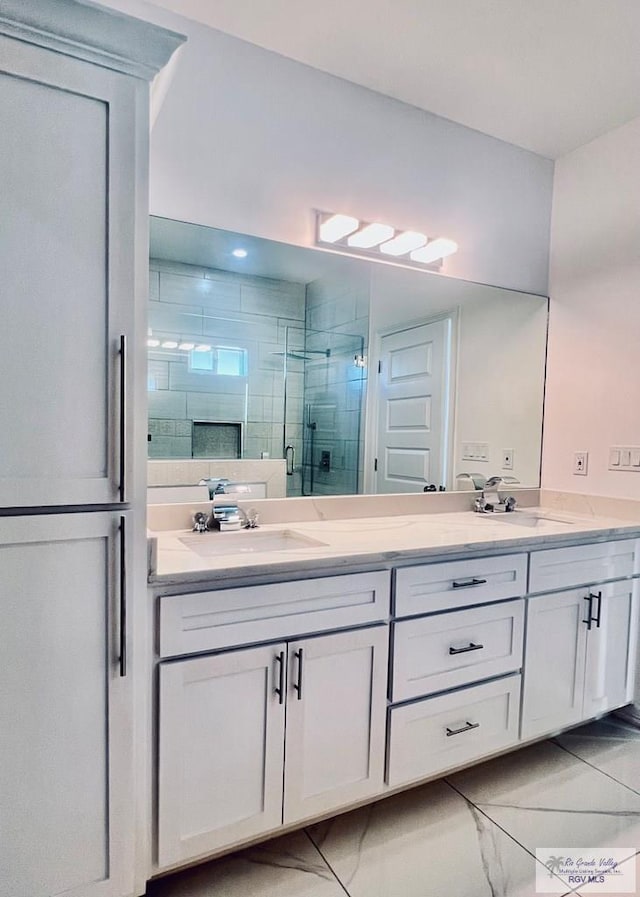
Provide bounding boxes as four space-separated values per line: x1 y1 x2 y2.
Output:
148 216 548 497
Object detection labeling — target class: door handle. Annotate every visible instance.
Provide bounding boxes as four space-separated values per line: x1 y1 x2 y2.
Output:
583 593 593 630
285 444 295 476
119 334 127 502
119 515 127 677
293 648 303 700
449 642 484 655
274 651 285 704
446 721 479 737
590 591 602 628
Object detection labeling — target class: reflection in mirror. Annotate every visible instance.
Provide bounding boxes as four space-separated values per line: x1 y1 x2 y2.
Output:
148 216 548 497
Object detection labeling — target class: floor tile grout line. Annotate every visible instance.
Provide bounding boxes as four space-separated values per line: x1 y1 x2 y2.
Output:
442 778 584 896
552 738 640 798
304 828 352 897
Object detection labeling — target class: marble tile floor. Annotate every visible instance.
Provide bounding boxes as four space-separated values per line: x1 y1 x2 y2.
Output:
147 715 640 897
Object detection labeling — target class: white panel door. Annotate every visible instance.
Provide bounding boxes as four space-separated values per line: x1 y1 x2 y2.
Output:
158 644 286 867
376 319 451 492
0 36 137 507
521 589 588 740
283 626 388 823
583 580 639 719
0 513 133 897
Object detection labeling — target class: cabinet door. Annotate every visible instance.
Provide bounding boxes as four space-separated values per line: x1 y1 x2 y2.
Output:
158 644 286 867
583 580 640 719
521 589 588 740
0 36 139 507
283 626 388 823
0 513 133 897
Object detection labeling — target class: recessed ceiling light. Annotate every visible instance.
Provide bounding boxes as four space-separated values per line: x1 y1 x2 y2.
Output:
161 340 178 349
379 231 427 256
147 338 160 347
348 223 395 248
194 344 211 352
178 342 196 350
410 238 459 264
232 248 248 259
319 213 360 243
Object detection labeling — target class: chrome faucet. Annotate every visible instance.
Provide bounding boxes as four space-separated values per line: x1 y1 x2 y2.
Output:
474 476 517 513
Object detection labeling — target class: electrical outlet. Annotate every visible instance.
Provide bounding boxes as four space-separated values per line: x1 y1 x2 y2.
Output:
573 451 588 475
501 449 514 470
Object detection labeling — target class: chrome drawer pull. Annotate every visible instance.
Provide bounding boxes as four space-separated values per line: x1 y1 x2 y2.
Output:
452 577 487 589
446 721 480 737
449 642 484 655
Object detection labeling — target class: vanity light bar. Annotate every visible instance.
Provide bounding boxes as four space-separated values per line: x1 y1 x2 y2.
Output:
315 211 458 270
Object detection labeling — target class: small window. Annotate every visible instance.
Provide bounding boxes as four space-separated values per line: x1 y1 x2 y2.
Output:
189 346 247 376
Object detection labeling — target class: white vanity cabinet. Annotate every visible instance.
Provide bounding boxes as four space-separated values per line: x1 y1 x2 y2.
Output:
386 554 527 788
0 513 132 897
156 572 390 868
522 539 640 739
522 579 639 739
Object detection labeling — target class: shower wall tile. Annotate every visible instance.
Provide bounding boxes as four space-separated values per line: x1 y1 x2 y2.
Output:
149 300 204 336
148 390 187 420
160 272 241 310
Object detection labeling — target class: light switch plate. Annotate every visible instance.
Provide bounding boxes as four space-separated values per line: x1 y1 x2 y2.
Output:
462 442 489 462
609 446 640 471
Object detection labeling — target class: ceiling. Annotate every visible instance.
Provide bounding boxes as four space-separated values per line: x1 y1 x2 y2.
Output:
140 0 640 159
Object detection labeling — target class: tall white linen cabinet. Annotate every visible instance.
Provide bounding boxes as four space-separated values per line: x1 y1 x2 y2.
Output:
0 3 184 896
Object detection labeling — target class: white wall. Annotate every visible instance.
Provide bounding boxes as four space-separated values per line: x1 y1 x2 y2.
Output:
542 115 640 497
101 0 553 296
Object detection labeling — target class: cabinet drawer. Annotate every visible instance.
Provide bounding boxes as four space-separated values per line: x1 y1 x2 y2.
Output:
159 570 390 657
394 553 527 618
387 675 521 788
529 539 639 594
391 599 524 701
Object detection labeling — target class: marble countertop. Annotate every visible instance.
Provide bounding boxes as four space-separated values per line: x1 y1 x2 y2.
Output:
148 506 640 588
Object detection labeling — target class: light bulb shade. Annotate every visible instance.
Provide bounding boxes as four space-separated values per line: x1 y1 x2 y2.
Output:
410 238 458 264
347 223 395 248
161 340 178 349
319 213 360 243
147 338 160 347
178 342 196 350
379 231 427 256
194 344 211 352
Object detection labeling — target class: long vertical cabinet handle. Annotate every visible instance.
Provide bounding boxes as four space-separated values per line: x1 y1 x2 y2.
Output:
285 445 295 476
274 651 285 704
293 648 303 700
119 515 127 677
582 594 593 630
119 334 127 502
591 591 603 628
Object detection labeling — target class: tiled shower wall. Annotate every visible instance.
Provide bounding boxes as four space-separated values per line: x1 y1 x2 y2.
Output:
303 269 370 495
148 259 305 462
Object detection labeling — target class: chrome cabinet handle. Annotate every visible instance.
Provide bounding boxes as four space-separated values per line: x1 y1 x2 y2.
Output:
285 444 295 476
274 651 285 704
293 648 303 700
583 594 594 630
590 591 602 628
446 721 479 737
452 578 487 589
449 642 484 655
119 515 127 677
119 335 127 502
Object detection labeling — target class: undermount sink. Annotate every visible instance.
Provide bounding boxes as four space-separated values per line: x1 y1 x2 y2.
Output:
482 509 575 527
179 529 328 557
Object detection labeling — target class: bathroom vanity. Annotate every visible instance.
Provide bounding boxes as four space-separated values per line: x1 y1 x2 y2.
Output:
147 503 640 879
